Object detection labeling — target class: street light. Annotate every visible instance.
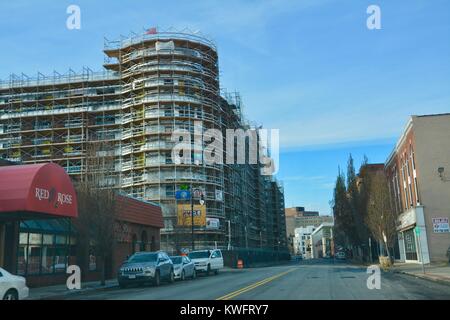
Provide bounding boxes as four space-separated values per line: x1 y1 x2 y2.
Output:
190 185 204 251
227 220 232 251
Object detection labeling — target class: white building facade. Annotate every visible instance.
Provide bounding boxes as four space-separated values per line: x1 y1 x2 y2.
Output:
293 226 316 259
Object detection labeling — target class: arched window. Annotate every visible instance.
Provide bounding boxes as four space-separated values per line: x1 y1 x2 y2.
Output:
141 231 148 252
131 234 137 254
151 236 156 251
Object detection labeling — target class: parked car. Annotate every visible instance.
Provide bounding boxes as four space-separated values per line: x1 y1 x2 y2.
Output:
336 251 346 260
170 255 196 280
0 267 29 300
117 251 174 288
188 249 224 275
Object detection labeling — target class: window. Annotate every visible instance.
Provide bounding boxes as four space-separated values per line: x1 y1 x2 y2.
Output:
410 146 420 204
406 157 413 206
401 158 409 210
27 233 42 275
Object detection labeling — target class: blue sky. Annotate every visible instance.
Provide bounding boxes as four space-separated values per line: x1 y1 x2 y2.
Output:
1 1 449 215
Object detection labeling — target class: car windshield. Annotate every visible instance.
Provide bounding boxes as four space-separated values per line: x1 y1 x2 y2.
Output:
188 251 210 259
128 253 157 263
170 257 182 264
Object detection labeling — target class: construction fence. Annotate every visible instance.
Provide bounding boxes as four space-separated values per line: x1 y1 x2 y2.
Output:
222 247 290 268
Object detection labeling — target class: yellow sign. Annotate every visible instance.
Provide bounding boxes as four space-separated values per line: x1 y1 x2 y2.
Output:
177 204 206 226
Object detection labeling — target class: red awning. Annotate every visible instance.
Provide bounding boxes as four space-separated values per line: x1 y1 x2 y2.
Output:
0 163 78 219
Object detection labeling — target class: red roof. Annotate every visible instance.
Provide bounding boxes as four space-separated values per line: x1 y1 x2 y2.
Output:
115 195 164 228
0 163 78 218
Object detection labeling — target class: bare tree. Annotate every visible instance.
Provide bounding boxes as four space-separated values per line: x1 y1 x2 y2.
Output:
365 173 398 262
75 141 117 285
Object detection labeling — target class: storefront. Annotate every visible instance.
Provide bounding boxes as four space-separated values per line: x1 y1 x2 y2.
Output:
1 162 164 287
0 163 78 285
397 206 430 264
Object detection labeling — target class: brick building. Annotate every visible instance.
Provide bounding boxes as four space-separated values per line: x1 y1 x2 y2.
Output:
386 114 450 263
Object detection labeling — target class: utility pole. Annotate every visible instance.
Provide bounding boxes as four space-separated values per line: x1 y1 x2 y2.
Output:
227 220 231 250
190 185 204 252
244 225 248 248
190 183 194 251
260 230 262 248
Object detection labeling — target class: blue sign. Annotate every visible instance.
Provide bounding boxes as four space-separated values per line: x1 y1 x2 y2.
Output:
176 190 191 200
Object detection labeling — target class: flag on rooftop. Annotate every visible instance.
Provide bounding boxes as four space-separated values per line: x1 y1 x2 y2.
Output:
145 27 157 35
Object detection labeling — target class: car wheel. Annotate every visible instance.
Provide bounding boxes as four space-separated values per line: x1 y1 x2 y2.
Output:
153 271 160 286
168 269 175 283
118 282 128 289
214 269 219 275
207 264 211 276
181 270 185 281
192 269 197 279
3 289 18 300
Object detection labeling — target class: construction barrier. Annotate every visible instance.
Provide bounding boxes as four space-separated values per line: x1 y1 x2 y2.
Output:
222 247 290 268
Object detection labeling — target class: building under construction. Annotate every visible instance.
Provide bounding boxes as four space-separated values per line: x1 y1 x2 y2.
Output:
0 29 287 254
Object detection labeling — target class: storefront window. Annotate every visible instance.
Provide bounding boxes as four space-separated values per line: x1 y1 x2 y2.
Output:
41 234 55 274
17 233 29 276
27 233 42 275
17 231 74 276
89 246 97 271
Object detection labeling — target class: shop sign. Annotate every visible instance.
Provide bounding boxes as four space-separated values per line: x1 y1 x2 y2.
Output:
177 204 206 226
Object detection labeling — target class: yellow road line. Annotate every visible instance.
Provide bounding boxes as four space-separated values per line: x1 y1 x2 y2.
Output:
216 268 296 300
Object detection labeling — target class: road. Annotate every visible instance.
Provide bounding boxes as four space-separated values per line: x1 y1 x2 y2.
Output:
65 260 450 300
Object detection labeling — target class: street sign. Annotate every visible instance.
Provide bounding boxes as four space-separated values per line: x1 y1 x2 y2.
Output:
415 226 420 235
432 217 450 233
206 217 220 229
179 184 189 191
193 189 202 198
176 190 191 200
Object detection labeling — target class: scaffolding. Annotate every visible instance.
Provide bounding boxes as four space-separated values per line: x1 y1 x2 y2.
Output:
0 29 287 254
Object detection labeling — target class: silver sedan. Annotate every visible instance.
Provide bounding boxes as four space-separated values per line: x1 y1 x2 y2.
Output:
170 256 196 281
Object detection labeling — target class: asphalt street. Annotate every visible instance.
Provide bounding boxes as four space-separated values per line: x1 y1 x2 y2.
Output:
65 260 450 300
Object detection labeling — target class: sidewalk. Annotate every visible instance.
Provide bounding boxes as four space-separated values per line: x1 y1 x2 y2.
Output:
28 267 242 300
391 262 450 286
28 279 118 300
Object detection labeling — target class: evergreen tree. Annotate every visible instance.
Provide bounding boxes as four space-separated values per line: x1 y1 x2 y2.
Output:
346 154 362 247
332 168 352 248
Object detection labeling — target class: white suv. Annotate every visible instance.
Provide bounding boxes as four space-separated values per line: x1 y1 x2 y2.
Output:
188 249 224 275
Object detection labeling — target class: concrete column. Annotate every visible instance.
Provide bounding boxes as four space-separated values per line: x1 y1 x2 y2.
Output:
416 207 431 264
398 232 406 262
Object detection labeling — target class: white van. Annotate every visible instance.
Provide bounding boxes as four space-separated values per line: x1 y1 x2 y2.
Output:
188 249 224 275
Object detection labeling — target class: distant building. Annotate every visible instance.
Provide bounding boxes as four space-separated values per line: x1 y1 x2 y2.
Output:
311 222 334 259
285 207 334 254
293 226 316 258
385 114 450 264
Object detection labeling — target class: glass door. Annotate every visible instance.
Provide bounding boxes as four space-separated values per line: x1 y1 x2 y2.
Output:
404 228 418 261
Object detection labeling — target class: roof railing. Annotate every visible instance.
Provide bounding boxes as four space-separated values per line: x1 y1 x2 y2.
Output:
104 28 217 52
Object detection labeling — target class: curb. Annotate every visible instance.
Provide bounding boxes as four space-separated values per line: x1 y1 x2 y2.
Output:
28 283 118 300
392 270 450 287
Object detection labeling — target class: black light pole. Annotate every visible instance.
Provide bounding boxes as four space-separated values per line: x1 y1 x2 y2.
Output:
191 184 195 251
